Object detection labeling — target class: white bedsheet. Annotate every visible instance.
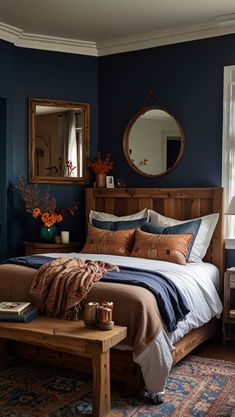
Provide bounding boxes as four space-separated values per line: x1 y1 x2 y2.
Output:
42 252 223 394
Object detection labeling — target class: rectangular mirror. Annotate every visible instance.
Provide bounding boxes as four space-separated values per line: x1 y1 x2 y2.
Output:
29 98 90 184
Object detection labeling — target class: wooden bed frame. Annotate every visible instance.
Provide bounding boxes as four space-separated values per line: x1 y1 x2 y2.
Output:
84 187 224 393
14 187 224 395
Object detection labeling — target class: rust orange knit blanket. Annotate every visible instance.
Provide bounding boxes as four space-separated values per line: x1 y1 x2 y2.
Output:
30 257 119 319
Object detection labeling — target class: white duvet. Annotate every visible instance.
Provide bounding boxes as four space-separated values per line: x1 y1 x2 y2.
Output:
43 252 223 395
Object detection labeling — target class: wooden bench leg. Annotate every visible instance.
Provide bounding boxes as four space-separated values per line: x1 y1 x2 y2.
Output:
92 350 111 417
0 339 8 366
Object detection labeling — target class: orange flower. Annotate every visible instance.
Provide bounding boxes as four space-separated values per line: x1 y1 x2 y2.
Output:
43 213 57 227
33 208 41 218
41 212 50 223
56 214 63 223
49 214 57 225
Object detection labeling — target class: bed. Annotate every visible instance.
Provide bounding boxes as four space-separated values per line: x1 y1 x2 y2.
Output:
0 187 224 397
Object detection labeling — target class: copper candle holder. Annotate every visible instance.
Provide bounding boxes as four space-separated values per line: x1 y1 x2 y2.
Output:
101 301 113 311
97 306 112 323
97 305 114 330
84 302 99 327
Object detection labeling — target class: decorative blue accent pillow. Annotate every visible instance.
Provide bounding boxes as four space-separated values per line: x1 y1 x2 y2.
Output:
141 219 202 258
92 217 148 231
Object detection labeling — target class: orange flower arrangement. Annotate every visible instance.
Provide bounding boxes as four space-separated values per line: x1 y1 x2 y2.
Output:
32 208 63 227
90 152 114 174
15 175 79 227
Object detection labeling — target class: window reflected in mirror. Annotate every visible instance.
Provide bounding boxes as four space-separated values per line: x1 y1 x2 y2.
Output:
29 98 90 184
123 105 185 177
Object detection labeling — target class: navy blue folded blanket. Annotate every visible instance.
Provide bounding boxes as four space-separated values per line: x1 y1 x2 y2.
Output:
102 266 189 332
2 255 190 332
2 255 55 269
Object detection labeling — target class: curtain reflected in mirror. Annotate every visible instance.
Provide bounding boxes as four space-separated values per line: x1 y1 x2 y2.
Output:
29 98 90 184
123 105 185 177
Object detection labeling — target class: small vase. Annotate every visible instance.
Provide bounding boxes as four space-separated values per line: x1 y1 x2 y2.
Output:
96 173 106 188
40 225 58 243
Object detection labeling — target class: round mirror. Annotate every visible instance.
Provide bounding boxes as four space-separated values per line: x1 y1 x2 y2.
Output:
123 105 185 177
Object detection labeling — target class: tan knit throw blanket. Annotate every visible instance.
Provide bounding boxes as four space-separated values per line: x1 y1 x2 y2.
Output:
30 257 119 320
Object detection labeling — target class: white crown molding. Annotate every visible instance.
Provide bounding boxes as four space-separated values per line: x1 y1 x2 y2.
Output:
1 18 235 57
0 22 23 43
97 21 235 56
0 22 98 56
215 13 235 27
16 33 98 56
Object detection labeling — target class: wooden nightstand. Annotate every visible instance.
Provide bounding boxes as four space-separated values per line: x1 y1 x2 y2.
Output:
223 268 235 344
23 241 82 256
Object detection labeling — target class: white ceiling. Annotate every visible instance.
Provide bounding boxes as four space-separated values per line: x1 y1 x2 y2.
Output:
1 0 235 56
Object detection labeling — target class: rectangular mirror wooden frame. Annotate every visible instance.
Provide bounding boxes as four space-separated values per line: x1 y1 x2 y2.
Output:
29 97 90 184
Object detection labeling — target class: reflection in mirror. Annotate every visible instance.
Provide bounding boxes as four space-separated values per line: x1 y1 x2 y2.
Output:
123 105 185 177
29 98 90 184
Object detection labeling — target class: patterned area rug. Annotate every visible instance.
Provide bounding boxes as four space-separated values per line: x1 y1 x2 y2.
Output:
0 355 234 416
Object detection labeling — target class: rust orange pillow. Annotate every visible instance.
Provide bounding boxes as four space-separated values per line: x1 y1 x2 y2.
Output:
130 229 193 265
81 224 135 256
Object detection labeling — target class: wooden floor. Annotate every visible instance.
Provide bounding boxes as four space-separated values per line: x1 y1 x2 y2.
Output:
194 337 235 361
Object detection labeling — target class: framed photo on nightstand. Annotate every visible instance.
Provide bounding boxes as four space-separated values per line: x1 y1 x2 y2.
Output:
106 176 114 188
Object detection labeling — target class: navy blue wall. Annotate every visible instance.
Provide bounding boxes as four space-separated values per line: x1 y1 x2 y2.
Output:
0 40 98 259
0 40 16 260
98 34 235 188
2 33 235 261
98 34 235 267
0 98 7 261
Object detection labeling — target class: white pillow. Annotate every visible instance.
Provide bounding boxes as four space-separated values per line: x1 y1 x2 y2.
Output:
89 208 148 224
148 210 219 263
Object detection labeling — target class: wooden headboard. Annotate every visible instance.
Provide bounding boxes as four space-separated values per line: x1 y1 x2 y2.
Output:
86 187 224 280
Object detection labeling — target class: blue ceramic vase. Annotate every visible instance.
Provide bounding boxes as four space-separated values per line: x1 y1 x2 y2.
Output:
40 225 58 243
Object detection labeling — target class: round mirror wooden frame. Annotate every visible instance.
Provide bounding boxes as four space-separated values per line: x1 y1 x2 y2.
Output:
123 105 185 177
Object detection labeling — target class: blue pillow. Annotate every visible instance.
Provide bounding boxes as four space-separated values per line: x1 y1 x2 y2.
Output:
92 217 148 231
141 219 202 258
92 219 114 230
142 224 165 234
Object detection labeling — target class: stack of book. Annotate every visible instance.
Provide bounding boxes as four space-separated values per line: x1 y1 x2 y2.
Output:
0 301 39 322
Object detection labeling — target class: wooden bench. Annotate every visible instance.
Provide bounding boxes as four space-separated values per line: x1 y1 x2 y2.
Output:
0 316 127 417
